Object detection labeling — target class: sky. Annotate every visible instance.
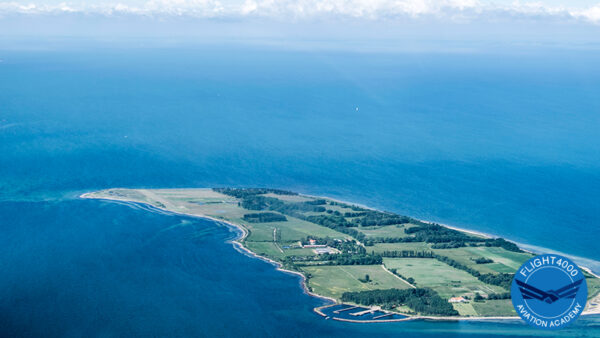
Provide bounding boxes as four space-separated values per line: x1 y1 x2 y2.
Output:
1 1 600 45
1 0 599 21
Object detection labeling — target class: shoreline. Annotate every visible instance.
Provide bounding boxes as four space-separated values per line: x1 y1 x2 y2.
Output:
309 193 600 278
79 192 337 307
80 190 600 320
319 194 600 276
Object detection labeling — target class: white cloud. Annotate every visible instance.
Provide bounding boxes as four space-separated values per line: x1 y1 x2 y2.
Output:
573 4 600 22
0 0 599 24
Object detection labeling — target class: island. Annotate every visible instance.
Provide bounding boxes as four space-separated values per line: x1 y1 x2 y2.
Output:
81 188 600 322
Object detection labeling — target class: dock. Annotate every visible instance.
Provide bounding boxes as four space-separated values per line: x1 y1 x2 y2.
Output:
373 313 395 320
333 305 359 314
350 308 376 316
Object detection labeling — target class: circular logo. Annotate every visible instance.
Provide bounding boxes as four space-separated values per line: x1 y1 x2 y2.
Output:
511 254 587 330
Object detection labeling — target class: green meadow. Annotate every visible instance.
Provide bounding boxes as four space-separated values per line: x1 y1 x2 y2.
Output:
383 258 506 298
302 265 412 299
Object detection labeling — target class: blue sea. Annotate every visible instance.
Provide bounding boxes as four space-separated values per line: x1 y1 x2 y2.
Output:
1 41 599 337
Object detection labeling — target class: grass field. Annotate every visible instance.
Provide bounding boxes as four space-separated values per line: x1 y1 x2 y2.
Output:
282 247 318 256
452 302 477 316
262 193 314 202
243 216 351 243
243 223 279 242
244 241 320 259
183 199 248 219
369 242 432 254
383 258 506 299
244 241 285 259
302 265 411 299
323 204 358 214
431 246 533 274
470 299 516 316
358 224 416 238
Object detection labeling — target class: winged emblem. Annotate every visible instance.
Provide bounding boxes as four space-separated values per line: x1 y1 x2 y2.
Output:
516 279 583 304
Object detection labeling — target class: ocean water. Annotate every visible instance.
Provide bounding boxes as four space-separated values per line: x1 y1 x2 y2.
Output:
1 43 599 336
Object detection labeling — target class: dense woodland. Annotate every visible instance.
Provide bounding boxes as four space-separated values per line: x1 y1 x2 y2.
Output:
341 288 459 316
404 224 523 252
483 238 522 252
317 253 383 265
352 211 414 226
214 188 297 198
405 223 482 243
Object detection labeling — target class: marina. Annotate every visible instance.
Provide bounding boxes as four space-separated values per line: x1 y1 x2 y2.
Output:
316 304 410 323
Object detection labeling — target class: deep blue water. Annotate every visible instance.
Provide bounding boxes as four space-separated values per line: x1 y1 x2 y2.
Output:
1 44 599 336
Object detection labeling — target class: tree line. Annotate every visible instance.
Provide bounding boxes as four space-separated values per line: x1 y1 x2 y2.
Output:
472 257 494 264
214 188 297 198
353 211 413 227
486 292 511 300
434 255 513 289
388 268 416 285
377 250 435 258
314 253 383 265
242 212 287 223
404 223 482 243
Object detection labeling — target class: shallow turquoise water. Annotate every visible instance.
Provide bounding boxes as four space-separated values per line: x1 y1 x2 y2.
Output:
1 44 599 336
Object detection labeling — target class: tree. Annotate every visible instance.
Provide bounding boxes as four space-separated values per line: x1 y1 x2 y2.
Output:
359 274 371 283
